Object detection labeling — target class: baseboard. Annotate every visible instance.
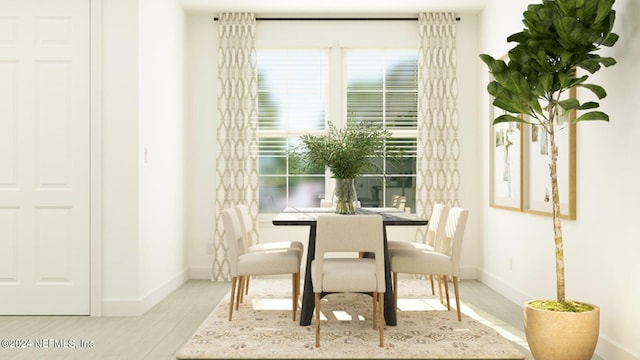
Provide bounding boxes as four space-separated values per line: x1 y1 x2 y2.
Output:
102 269 189 316
478 269 530 307
595 334 640 360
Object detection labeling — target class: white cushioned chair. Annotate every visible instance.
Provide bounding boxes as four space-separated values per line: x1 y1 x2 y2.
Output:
387 203 449 252
235 204 304 254
387 203 450 301
234 204 304 301
390 207 469 321
221 207 302 321
311 214 386 348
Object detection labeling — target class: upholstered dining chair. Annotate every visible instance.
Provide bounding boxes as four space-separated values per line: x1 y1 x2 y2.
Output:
387 203 449 252
390 207 469 321
311 214 386 348
221 207 302 321
387 203 450 301
390 195 400 207
320 199 333 208
234 204 304 301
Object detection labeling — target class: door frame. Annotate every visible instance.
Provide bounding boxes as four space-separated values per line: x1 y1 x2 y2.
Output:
90 0 103 316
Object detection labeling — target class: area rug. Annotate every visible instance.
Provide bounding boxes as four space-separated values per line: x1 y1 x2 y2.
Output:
177 278 525 359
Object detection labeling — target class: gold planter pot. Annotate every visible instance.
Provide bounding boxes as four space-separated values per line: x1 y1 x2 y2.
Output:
523 300 600 360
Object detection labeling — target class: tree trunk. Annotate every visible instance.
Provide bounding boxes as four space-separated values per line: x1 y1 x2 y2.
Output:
548 110 566 303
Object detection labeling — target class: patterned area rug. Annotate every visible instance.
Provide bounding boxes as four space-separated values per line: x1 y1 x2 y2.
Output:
177 278 525 359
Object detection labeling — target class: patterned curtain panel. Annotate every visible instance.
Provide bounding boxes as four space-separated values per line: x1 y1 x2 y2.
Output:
416 13 461 241
212 13 259 281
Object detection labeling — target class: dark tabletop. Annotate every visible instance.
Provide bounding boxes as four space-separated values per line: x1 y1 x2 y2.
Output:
272 207 428 227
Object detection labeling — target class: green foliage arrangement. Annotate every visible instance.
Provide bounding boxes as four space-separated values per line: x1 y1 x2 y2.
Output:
480 0 618 305
297 121 391 179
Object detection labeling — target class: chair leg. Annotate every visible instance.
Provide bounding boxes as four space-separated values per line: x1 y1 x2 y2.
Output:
228 276 237 321
378 292 384 347
443 275 451 311
315 293 321 348
236 277 245 309
392 272 398 312
436 275 444 305
244 275 250 295
297 273 301 303
453 276 462 321
291 273 298 321
429 275 435 295
373 292 378 330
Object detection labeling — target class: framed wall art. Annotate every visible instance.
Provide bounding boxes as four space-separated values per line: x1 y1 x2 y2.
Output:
488 53 523 211
522 88 577 219
489 108 523 211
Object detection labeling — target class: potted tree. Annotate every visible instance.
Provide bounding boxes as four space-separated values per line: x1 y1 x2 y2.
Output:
480 0 618 358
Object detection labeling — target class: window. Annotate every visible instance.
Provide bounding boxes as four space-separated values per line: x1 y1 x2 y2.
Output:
257 50 328 213
346 50 418 211
256 48 418 213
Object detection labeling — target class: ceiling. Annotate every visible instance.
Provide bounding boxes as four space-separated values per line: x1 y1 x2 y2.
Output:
178 0 489 15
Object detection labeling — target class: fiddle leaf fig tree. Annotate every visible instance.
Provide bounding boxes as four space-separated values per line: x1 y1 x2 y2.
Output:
480 0 618 305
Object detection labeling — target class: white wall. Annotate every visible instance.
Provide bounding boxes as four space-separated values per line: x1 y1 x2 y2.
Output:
101 0 188 315
102 0 140 307
138 0 188 311
479 1 640 359
185 15 483 278
185 14 219 279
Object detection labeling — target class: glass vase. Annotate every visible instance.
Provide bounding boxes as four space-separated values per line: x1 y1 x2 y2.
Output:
333 178 358 214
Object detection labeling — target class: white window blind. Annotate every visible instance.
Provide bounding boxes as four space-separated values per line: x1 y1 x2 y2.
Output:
257 50 328 213
346 50 418 210
346 50 418 128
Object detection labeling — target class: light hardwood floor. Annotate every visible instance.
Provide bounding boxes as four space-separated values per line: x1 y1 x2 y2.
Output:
0 279 602 360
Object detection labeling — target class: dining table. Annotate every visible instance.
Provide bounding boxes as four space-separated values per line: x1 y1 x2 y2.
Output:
272 207 428 326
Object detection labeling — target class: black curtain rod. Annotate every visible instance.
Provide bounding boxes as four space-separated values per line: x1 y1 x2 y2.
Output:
213 16 460 21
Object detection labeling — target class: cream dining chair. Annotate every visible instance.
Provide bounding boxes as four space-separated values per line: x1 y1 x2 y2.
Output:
221 207 302 321
311 214 386 348
387 203 449 252
390 207 469 321
234 204 304 301
387 203 450 300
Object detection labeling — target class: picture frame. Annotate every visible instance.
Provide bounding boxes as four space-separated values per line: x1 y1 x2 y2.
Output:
488 53 523 211
522 88 577 219
489 107 523 211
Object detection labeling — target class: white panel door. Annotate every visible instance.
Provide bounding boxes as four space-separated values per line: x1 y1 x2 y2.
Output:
0 0 90 315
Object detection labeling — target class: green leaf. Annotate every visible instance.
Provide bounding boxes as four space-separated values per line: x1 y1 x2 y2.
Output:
595 0 614 24
580 59 604 73
559 98 580 111
577 101 599 110
598 56 617 67
539 73 554 92
601 33 619 47
565 75 588 88
575 111 609 122
493 114 526 125
578 83 607 99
